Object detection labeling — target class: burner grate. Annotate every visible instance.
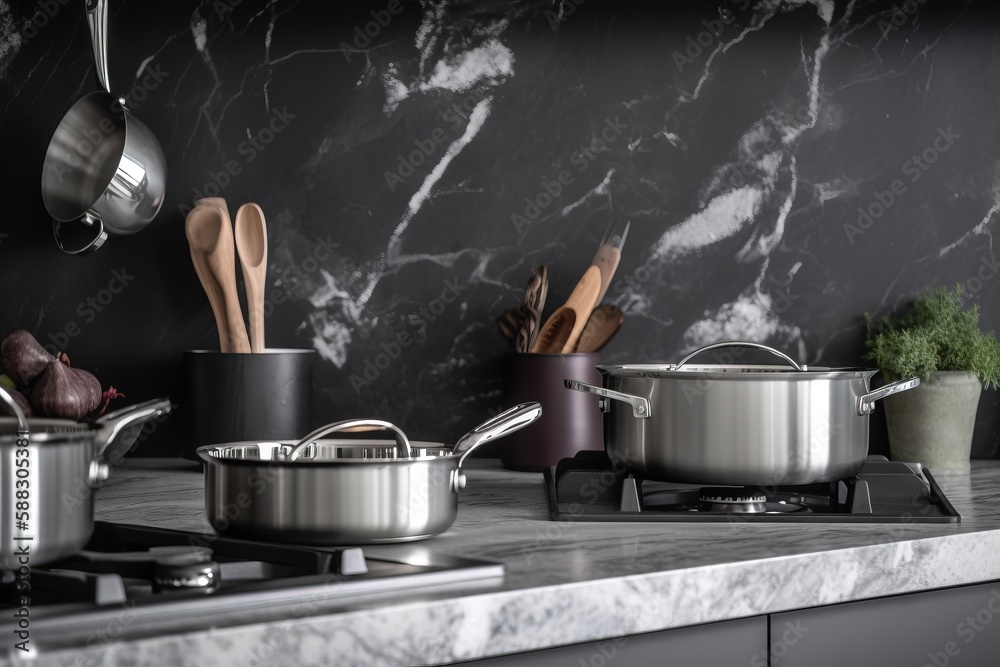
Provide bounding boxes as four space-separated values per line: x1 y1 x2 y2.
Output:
543 452 960 523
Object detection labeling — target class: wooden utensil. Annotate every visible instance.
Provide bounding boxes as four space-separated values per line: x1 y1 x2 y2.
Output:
519 265 548 352
195 197 229 213
530 308 575 354
516 305 540 354
496 308 524 341
531 265 602 353
591 220 630 304
185 204 251 353
235 203 268 353
577 304 624 353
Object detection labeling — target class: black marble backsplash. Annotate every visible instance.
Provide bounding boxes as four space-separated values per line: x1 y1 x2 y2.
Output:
1 0 998 458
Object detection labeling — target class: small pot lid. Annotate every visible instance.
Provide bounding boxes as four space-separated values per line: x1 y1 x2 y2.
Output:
197 440 455 464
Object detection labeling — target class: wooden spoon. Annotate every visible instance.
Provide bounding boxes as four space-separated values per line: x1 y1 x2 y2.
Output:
531 265 602 353
578 304 624 353
195 197 229 212
235 203 268 353
530 308 574 353
185 204 251 353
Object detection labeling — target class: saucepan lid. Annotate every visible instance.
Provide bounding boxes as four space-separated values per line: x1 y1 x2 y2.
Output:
198 403 543 468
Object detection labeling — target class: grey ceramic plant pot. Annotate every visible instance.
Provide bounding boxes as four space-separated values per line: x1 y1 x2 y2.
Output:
882 370 982 469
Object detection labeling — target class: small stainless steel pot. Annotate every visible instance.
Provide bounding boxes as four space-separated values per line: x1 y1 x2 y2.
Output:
197 403 541 544
565 341 919 486
0 388 171 568
40 0 166 255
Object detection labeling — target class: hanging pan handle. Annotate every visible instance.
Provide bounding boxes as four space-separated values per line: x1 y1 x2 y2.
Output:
86 0 111 93
285 419 412 461
673 341 806 371
856 377 921 415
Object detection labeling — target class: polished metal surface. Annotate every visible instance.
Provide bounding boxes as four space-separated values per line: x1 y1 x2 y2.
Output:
201 450 461 544
0 390 171 568
42 91 166 254
197 403 542 544
567 342 921 486
40 0 166 255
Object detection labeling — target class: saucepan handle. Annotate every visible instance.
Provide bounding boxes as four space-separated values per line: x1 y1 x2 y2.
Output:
564 380 651 419
53 213 109 256
453 402 542 468
286 419 412 460
856 377 920 415
93 398 172 457
673 340 805 371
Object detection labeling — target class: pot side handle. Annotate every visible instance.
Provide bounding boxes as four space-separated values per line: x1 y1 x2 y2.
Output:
53 214 109 256
564 380 651 419
856 377 920 415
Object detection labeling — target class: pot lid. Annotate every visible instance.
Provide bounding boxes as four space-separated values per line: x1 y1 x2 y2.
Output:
595 363 878 379
198 440 456 464
598 341 878 379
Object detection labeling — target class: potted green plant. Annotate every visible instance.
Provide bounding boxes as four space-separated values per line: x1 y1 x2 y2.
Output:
864 285 1000 467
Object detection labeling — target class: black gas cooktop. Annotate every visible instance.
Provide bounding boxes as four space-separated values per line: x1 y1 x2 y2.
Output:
544 452 960 523
0 522 503 650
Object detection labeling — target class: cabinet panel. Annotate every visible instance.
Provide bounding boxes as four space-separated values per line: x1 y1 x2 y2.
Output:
771 581 1000 667
455 616 766 666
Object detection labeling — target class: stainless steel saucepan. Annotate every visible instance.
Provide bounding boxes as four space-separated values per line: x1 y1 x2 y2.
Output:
41 0 166 255
566 341 919 486
0 388 171 568
197 403 542 544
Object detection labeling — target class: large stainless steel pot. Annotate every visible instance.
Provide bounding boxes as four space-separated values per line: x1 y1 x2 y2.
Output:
0 388 171 568
565 341 919 486
40 0 166 255
197 403 541 544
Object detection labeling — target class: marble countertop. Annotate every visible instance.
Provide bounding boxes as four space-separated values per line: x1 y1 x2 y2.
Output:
16 459 1000 667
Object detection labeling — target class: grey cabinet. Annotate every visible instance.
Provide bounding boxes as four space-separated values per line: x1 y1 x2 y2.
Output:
771 581 1000 667
455 616 767 666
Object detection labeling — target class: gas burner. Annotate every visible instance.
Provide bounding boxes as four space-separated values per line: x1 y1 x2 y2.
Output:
150 547 220 593
0 522 504 650
698 488 768 513
543 452 961 523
